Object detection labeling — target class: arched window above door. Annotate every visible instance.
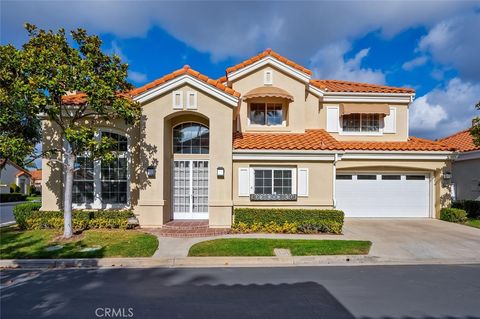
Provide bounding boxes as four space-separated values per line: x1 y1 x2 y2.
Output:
173 123 209 154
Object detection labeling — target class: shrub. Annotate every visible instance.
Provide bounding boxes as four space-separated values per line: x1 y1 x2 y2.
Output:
452 200 480 219
13 202 42 229
440 208 467 223
12 203 134 231
9 183 20 193
233 208 344 234
1 193 27 203
28 185 37 196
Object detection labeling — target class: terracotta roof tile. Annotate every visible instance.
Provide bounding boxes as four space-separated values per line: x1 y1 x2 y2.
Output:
233 129 453 152
30 169 42 181
310 79 415 94
438 129 479 152
226 48 313 76
62 65 241 105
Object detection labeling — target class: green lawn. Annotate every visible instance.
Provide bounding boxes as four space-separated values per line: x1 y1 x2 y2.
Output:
466 219 480 229
188 238 372 257
0 227 158 259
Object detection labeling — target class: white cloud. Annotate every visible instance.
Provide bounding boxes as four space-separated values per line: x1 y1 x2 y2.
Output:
410 78 480 139
108 41 128 62
402 56 428 71
418 13 480 81
128 70 147 84
310 42 385 84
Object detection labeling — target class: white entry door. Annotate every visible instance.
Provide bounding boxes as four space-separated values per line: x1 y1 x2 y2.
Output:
173 160 209 219
336 173 431 218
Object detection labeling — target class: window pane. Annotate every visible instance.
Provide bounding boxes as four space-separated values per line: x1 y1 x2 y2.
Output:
406 175 425 180
357 175 377 180
382 175 401 180
250 103 266 125
361 114 380 132
336 175 352 180
73 156 94 204
254 169 272 194
173 123 209 154
273 169 292 195
102 131 128 152
342 114 361 132
267 104 283 125
101 157 128 204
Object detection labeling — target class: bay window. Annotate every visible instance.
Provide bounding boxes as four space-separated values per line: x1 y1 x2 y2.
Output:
342 113 380 132
249 103 284 126
72 131 129 208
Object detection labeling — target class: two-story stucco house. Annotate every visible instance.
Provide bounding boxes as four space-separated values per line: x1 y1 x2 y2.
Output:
41 49 455 228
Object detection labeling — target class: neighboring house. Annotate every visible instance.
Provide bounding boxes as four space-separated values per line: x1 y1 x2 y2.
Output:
42 49 455 227
0 159 32 194
30 169 42 193
439 129 480 200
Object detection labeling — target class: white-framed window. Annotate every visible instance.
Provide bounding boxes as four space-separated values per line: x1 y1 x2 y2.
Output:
172 91 183 109
186 91 197 109
72 130 129 208
264 70 273 85
249 103 284 126
253 168 294 195
342 114 380 132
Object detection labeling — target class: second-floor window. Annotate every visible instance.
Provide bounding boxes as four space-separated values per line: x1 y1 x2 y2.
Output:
342 114 380 132
250 103 283 126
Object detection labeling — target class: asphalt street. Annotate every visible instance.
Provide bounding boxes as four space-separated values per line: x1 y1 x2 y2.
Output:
1 264 480 319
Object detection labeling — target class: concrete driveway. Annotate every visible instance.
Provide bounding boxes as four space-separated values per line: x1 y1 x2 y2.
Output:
342 219 480 262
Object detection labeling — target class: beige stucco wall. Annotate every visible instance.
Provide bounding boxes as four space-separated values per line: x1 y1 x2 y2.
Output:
232 160 334 208
336 159 452 218
137 83 234 228
452 157 480 200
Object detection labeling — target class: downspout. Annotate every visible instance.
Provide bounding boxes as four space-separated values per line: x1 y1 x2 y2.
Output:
332 153 338 208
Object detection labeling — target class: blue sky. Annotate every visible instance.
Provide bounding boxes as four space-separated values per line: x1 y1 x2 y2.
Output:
1 1 480 140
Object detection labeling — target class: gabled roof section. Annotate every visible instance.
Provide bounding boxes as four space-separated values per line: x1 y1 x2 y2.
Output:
310 79 415 94
61 65 240 106
233 130 453 152
439 129 479 152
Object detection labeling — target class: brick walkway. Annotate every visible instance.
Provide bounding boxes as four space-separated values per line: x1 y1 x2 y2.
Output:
144 220 230 238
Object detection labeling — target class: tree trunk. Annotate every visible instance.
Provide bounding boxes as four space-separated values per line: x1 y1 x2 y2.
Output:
63 151 75 238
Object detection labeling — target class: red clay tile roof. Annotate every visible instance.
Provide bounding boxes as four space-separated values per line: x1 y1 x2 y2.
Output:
62 65 240 105
233 129 453 152
226 48 313 76
30 169 42 181
310 79 415 94
438 129 479 152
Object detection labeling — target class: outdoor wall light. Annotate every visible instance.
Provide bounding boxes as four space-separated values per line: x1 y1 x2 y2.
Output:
147 166 156 178
217 167 225 179
443 171 452 180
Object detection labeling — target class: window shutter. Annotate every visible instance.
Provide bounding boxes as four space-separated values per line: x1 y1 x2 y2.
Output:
297 168 309 197
186 91 197 109
264 70 273 85
238 168 250 196
384 106 396 133
326 106 339 132
172 91 183 109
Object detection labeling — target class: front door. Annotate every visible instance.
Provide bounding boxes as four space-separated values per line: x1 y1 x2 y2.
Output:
172 160 209 219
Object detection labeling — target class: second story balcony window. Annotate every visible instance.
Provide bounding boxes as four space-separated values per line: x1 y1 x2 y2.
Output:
250 103 284 126
342 113 380 132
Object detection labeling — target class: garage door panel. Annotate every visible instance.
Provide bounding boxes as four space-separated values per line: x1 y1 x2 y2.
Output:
336 173 430 218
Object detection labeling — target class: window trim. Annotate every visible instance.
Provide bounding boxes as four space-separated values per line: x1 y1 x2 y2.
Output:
339 113 384 136
172 121 210 155
172 91 183 109
70 128 131 210
250 167 297 196
186 91 198 109
247 102 286 127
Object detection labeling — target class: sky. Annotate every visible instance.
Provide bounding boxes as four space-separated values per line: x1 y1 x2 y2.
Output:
1 0 480 140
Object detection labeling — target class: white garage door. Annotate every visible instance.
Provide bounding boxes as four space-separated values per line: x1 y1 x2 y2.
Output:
336 173 430 218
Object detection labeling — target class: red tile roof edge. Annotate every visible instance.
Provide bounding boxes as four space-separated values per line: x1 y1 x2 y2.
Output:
310 79 415 94
438 129 479 152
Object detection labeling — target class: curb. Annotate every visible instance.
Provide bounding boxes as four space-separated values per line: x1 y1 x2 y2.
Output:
1 256 480 269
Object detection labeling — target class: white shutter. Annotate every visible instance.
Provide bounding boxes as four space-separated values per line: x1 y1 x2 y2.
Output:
326 106 339 132
238 168 250 196
384 106 396 133
172 91 183 109
264 70 273 85
186 91 197 109
297 168 309 197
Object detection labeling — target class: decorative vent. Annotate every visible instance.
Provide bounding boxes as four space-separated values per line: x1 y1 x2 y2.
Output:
250 194 297 201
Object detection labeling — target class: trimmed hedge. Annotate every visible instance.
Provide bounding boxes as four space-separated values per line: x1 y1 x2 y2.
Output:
233 208 344 234
13 202 135 231
440 207 467 223
1 193 27 203
452 200 480 219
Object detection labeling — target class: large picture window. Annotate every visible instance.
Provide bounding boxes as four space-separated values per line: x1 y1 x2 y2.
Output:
342 114 380 132
173 123 209 154
72 131 129 207
251 168 296 201
250 103 283 126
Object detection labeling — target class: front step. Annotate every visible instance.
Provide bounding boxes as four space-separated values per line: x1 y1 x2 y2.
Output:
144 220 230 238
162 220 209 231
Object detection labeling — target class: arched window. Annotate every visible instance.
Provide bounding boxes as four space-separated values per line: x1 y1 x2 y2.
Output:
72 130 129 207
173 123 209 154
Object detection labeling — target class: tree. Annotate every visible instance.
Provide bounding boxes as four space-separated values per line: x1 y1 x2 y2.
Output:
0 24 141 238
471 101 480 147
